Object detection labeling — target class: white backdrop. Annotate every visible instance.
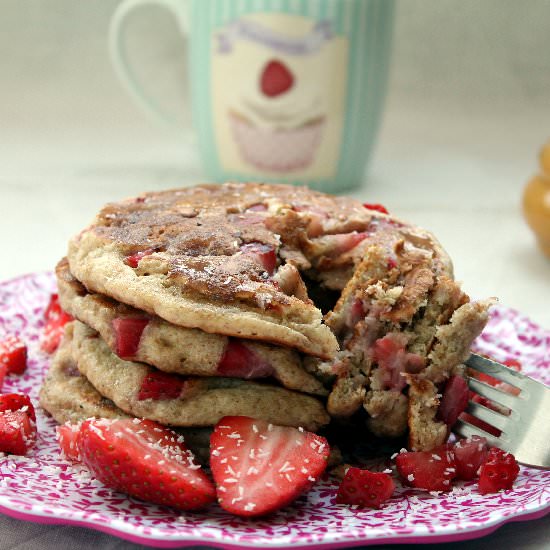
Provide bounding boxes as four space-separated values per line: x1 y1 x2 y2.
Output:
2 1 549 128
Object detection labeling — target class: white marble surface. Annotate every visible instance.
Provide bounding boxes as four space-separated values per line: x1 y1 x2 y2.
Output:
0 1 548 548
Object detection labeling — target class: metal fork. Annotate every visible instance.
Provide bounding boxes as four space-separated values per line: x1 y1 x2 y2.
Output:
453 353 550 468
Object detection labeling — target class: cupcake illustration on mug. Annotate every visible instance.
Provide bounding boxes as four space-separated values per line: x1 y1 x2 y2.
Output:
229 58 325 172
212 14 348 178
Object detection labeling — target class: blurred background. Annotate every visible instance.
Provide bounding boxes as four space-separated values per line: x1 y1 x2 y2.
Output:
1 0 549 327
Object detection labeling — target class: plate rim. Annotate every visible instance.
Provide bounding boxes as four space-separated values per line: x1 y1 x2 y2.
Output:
0 499 548 549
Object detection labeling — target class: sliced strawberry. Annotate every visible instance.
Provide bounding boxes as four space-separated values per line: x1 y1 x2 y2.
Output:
124 248 155 268
217 340 274 379
466 369 514 437
395 445 457 492
503 358 522 371
0 410 36 455
0 335 27 375
260 59 294 97
79 418 216 510
471 391 510 415
0 393 36 422
324 232 369 256
138 370 188 401
459 411 501 438
372 333 425 391
363 203 389 214
43 293 60 320
335 467 395 508
497 381 520 396
57 422 82 462
240 243 277 275
470 363 521 397
478 447 519 494
210 416 330 517
41 294 73 353
453 435 488 480
112 317 149 359
437 375 469 427
473 370 498 386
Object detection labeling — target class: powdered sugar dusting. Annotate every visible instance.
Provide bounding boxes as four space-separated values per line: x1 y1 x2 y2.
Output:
0 272 548 548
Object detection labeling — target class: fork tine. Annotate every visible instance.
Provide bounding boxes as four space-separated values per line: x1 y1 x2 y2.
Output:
466 353 525 388
456 355 550 467
453 418 501 448
467 377 518 409
465 401 510 432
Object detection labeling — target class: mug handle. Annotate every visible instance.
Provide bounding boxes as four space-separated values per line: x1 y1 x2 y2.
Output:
109 0 192 136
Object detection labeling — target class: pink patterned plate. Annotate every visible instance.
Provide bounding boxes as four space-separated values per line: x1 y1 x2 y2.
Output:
0 272 548 548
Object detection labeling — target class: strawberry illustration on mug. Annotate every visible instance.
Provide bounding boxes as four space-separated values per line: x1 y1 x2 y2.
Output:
260 60 294 97
215 16 335 175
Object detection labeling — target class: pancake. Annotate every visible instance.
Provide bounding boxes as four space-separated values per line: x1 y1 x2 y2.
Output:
39 324 213 463
70 321 330 431
315 240 494 450
56 258 327 396
67 183 452 359
50 182 492 452
39 323 128 424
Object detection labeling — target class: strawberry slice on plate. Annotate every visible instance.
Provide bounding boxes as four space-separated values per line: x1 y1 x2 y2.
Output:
336 467 395 508
0 335 27 375
56 422 82 462
395 445 457 492
41 294 73 353
78 418 216 511
0 393 36 422
478 447 519 494
210 416 330 517
0 410 36 455
453 435 488 480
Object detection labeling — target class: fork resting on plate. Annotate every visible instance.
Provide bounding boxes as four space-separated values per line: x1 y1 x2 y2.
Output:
453 353 550 469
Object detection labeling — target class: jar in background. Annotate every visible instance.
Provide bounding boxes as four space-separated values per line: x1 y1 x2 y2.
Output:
523 141 550 258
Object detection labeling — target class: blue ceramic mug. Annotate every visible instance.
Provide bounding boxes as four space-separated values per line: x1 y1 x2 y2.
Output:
110 0 394 192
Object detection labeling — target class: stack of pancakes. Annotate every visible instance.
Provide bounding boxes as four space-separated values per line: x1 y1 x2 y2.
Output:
40 183 493 455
